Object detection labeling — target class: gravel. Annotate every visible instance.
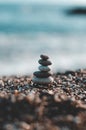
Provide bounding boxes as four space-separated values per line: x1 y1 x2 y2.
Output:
0 69 86 130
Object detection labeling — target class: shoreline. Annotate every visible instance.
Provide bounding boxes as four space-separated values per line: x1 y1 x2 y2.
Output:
0 69 86 130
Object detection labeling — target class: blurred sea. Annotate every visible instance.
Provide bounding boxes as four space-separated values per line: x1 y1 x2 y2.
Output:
0 2 86 75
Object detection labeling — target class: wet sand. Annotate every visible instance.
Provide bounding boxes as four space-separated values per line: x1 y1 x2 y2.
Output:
0 69 86 130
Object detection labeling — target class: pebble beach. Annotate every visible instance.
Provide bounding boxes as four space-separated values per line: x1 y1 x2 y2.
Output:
0 2 86 130
0 69 86 130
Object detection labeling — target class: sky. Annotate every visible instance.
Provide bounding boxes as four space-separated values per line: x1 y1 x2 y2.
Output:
0 0 86 5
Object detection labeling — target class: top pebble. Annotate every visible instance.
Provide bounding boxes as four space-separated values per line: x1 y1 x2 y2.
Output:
40 54 49 60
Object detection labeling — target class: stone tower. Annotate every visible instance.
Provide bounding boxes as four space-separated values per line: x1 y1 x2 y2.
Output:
32 54 54 85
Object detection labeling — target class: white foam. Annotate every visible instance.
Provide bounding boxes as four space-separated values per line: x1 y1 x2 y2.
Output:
0 33 86 75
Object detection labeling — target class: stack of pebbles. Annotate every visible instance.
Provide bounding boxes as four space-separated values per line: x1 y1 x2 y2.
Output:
32 54 54 85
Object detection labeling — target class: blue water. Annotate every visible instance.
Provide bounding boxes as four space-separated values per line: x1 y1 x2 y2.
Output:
0 3 86 75
0 4 86 33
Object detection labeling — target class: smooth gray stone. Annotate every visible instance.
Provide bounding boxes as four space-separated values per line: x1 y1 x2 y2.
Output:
38 66 51 72
33 71 52 78
40 54 49 60
38 59 52 66
32 76 54 84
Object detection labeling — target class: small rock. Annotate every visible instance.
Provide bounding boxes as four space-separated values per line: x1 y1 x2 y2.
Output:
33 71 52 78
32 76 54 85
0 80 4 87
39 65 50 72
38 59 52 66
40 54 49 60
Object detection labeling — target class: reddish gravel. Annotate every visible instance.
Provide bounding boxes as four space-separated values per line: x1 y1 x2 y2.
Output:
0 69 86 130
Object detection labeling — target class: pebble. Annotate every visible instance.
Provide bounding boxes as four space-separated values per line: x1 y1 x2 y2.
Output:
0 80 4 87
33 71 52 78
14 90 19 95
4 124 16 130
73 116 81 124
19 122 31 130
38 59 52 66
40 54 49 60
38 65 50 71
32 76 54 84
26 93 35 102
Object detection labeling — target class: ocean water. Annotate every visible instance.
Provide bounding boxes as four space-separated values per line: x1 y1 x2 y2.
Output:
0 3 86 75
